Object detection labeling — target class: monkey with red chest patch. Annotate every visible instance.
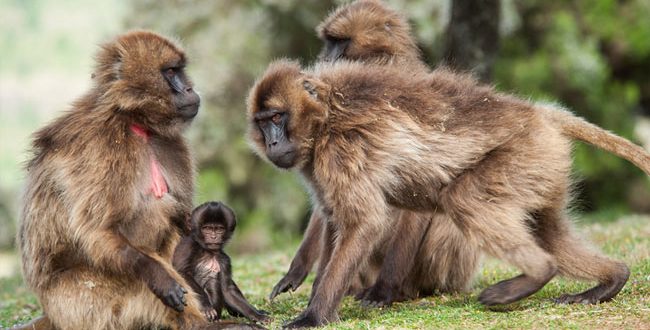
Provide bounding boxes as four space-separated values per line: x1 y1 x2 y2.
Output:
16 30 211 330
173 201 270 324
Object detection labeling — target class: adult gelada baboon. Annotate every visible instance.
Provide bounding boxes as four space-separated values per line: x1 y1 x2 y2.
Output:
15 31 222 330
271 0 481 306
247 59 644 327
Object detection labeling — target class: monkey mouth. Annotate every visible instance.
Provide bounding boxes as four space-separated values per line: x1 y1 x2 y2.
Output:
205 243 221 249
270 150 297 169
177 103 199 120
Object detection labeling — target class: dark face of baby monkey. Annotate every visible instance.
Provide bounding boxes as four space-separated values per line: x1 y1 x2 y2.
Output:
190 202 236 251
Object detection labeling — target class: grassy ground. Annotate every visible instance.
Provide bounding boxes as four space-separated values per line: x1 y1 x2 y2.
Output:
1 215 649 329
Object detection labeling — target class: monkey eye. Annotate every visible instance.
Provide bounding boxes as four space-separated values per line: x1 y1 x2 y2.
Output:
271 113 282 125
327 34 349 43
164 68 175 77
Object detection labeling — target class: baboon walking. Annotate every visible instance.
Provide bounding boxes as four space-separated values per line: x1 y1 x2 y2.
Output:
271 0 481 306
247 59 641 327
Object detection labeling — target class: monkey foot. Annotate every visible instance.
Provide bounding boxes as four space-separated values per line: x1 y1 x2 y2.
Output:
479 273 553 306
357 283 404 308
251 309 272 324
202 321 267 330
202 308 219 322
554 268 629 305
283 310 336 329
554 292 602 305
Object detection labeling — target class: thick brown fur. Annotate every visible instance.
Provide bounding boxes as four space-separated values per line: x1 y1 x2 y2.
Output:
16 31 212 330
317 0 426 71
247 59 639 327
173 202 270 324
270 0 481 306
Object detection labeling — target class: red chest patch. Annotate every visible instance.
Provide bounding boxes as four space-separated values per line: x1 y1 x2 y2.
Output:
131 124 168 198
204 256 221 273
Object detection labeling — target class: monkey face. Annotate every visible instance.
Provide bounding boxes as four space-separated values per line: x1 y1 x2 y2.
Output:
317 0 417 63
161 66 200 120
247 60 330 171
320 35 351 62
93 31 201 131
190 201 236 250
254 109 296 168
201 223 225 250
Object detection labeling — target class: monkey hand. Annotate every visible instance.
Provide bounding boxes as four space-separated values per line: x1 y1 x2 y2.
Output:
283 307 338 329
156 279 187 312
142 259 188 312
251 309 272 323
270 267 308 300
202 307 219 322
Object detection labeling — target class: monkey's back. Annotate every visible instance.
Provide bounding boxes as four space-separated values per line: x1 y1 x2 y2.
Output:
312 61 568 210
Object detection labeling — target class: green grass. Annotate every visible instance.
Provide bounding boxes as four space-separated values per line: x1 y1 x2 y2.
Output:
2 216 649 329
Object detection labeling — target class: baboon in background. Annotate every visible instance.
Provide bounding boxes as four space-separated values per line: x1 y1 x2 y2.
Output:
247 59 643 327
271 0 481 306
173 202 270 324
317 0 426 71
16 31 215 330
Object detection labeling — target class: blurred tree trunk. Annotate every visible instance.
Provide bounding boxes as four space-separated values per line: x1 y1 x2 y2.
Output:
443 0 501 82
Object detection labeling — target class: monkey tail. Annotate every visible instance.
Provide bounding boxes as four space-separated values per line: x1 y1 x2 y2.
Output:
539 103 650 176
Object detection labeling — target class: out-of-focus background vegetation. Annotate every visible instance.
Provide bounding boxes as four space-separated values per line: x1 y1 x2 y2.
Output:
1 0 650 272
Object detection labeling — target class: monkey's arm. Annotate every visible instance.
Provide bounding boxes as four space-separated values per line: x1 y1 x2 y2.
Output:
172 236 194 271
286 163 389 327
172 237 213 309
270 208 324 300
70 195 188 312
220 254 270 323
87 229 188 311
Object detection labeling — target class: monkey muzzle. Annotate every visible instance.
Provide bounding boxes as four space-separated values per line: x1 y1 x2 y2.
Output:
175 90 200 120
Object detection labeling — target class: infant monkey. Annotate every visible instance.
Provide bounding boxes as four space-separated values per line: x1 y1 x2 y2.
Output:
173 201 270 323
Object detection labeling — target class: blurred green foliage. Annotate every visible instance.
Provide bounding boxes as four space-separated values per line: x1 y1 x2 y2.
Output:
0 0 125 249
493 0 650 212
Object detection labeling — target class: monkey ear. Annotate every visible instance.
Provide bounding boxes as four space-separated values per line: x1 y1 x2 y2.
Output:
226 208 237 232
302 80 318 99
301 77 328 101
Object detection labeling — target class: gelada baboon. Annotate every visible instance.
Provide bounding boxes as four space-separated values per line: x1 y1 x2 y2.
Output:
318 0 426 70
16 31 217 330
173 202 270 324
247 59 645 327
271 0 481 306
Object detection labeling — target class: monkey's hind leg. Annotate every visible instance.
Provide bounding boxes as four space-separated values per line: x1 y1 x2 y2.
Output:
40 267 206 330
410 212 481 296
475 211 558 306
441 160 559 305
442 197 558 305
534 209 630 304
